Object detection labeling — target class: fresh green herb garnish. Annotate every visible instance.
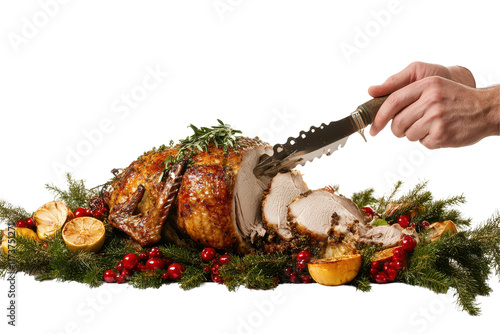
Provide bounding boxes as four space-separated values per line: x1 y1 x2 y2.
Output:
159 119 242 180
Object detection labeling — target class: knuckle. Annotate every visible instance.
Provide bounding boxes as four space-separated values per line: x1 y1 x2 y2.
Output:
391 119 405 138
405 130 419 142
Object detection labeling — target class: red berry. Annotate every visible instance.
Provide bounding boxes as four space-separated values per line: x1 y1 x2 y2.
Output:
203 266 211 273
273 276 279 283
392 247 407 261
394 260 405 270
363 206 374 215
136 263 146 272
386 268 398 282
296 259 307 271
375 272 389 284
116 261 124 272
211 265 220 276
148 247 162 258
163 257 173 267
397 215 410 228
115 274 126 284
74 207 91 218
212 274 222 283
103 270 117 283
167 263 184 280
300 274 312 283
161 272 169 280
139 252 148 261
422 221 430 228
284 267 293 277
121 269 132 277
122 253 139 270
92 210 103 220
401 235 417 252
289 272 299 283
296 250 312 263
371 261 383 271
383 262 392 273
146 257 164 271
25 217 35 229
219 254 231 265
15 220 27 228
201 247 217 262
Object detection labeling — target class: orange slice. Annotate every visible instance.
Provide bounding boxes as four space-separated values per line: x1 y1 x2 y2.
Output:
34 201 74 240
307 254 362 286
62 217 105 253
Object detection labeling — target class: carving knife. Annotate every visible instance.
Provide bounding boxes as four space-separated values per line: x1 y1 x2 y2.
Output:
253 95 389 178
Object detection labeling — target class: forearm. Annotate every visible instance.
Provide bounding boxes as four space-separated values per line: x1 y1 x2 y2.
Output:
478 85 500 136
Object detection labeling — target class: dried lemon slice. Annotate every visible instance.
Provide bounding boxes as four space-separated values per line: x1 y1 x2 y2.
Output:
428 220 457 242
1 227 41 254
34 201 74 240
62 217 105 253
307 254 362 286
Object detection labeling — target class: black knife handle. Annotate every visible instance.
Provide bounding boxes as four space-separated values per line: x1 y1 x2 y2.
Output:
356 95 390 125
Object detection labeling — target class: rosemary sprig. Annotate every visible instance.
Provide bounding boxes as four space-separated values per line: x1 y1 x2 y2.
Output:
159 119 242 180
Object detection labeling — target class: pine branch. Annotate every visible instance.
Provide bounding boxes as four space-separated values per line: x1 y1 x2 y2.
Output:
180 266 208 290
350 245 377 292
0 199 32 225
45 173 98 211
351 188 377 209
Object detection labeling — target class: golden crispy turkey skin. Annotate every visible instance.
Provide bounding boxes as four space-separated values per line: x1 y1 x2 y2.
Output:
107 137 271 252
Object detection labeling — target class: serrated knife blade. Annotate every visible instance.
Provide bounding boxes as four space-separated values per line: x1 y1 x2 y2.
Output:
253 95 388 178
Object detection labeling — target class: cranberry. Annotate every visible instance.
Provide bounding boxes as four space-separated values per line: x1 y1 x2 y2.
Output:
103 270 117 283
300 274 312 284
273 276 279 283
386 268 398 282
167 263 184 280
394 260 405 270
74 207 91 218
422 221 430 228
363 206 374 215
370 268 379 277
146 257 165 271
203 266 211 273
122 253 139 270
401 235 417 252
25 217 35 229
397 215 410 228
201 247 217 262
296 259 307 271
371 261 383 271
163 257 173 267
392 247 407 261
375 272 389 284
121 269 132 277
284 267 293 277
219 254 231 265
289 272 299 283
92 210 103 220
139 252 148 261
296 250 312 263
148 247 162 258
161 272 169 280
115 274 126 284
15 220 27 228
212 274 222 283
383 262 392 273
211 265 220 276
136 263 146 272
116 261 124 272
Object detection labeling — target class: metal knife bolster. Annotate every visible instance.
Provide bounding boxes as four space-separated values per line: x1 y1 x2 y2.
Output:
253 95 389 178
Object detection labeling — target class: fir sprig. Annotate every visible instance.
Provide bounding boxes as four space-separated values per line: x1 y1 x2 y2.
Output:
45 173 99 212
0 199 32 225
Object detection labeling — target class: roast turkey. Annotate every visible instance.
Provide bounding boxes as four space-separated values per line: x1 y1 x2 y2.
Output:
107 137 272 252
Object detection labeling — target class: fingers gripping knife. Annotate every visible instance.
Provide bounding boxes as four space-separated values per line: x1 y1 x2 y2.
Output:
253 95 389 178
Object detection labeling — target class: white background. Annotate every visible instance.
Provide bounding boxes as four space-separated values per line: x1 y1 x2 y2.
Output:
1 1 499 333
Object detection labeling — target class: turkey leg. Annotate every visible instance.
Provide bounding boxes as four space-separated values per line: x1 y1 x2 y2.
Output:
109 161 187 246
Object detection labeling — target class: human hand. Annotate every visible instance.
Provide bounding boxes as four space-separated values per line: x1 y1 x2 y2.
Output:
368 62 499 149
